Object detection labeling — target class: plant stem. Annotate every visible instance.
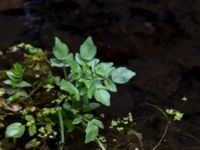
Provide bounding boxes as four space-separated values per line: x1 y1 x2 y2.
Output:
96 139 106 150
58 110 65 150
63 67 67 79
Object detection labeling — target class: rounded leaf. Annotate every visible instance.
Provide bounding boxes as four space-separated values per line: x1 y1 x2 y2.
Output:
111 67 136 84
5 122 25 138
80 36 97 60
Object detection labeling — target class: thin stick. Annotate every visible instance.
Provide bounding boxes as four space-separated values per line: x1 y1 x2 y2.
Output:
96 139 106 150
139 103 170 150
63 67 67 79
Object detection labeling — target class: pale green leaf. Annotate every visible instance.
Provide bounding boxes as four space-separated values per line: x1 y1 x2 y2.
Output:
60 79 80 101
5 122 25 138
53 37 69 60
94 89 110 106
85 121 99 143
104 79 117 92
111 67 136 84
72 116 82 125
80 36 97 60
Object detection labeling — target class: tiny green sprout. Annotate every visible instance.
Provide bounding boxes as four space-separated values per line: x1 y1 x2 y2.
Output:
165 108 184 121
181 97 187 102
174 111 184 121
117 127 124 131
44 84 54 92
112 138 117 142
98 136 107 143
111 120 118 127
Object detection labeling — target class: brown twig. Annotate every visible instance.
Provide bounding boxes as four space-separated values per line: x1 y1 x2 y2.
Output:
139 103 171 150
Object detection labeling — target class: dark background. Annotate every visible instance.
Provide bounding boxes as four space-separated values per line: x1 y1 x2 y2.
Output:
0 0 200 149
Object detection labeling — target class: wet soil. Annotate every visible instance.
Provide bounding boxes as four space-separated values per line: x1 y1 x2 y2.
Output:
0 0 200 149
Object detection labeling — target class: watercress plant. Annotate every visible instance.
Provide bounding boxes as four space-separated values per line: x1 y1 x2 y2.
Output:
0 36 136 149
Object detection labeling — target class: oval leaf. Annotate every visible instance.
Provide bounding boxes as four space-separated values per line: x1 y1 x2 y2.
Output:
85 122 99 143
80 36 97 60
111 67 136 84
53 37 69 60
5 122 25 138
94 89 110 106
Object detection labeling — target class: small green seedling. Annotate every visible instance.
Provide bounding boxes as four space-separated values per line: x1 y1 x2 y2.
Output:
165 108 184 121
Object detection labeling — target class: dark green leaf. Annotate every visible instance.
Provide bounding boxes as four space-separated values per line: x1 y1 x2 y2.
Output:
64 119 74 133
80 36 97 60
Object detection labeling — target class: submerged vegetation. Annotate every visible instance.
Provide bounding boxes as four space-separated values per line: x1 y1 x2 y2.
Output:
0 36 135 149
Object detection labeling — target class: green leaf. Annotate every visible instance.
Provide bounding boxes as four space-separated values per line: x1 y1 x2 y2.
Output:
7 92 21 101
53 37 69 60
80 36 97 60
75 53 84 65
104 79 117 92
28 124 36 136
72 116 82 125
92 119 104 129
87 86 95 99
88 58 100 71
50 58 66 67
60 79 80 101
111 67 136 84
3 79 12 85
25 115 35 122
64 119 74 133
95 62 113 76
94 89 110 106
85 121 99 143
16 81 31 88
12 63 23 76
5 122 25 138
